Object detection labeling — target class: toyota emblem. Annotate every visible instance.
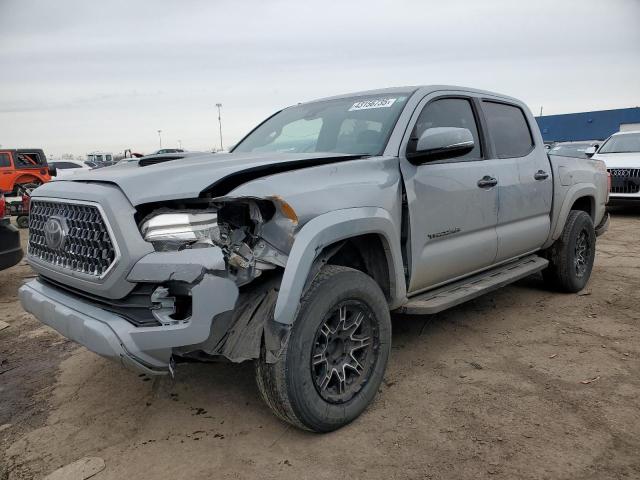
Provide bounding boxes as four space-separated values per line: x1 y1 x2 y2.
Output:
44 216 68 251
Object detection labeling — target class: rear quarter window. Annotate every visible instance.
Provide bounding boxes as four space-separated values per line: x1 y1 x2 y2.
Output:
15 151 46 168
482 101 534 158
0 153 10 167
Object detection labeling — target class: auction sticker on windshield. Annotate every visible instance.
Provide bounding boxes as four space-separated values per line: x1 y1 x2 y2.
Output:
349 98 397 111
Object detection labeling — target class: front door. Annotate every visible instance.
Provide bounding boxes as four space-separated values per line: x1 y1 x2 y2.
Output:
400 95 499 294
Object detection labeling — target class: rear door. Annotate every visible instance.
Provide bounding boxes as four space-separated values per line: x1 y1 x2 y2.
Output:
481 100 552 262
400 93 499 293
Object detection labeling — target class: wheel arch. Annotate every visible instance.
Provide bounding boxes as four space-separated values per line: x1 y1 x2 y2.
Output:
322 234 393 303
544 184 597 248
273 207 406 325
10 174 43 192
569 195 595 220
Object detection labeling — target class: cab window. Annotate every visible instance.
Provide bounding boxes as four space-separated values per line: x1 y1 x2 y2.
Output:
412 98 482 160
482 101 534 158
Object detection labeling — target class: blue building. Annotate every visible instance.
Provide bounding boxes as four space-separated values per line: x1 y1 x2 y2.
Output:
535 107 640 142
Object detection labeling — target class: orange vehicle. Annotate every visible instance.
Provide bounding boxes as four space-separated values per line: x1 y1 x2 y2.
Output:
0 149 55 195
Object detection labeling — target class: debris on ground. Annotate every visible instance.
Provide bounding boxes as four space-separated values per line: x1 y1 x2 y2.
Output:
43 457 105 480
580 376 601 385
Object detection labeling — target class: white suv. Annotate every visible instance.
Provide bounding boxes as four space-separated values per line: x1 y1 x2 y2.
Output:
48 160 93 179
591 131 640 205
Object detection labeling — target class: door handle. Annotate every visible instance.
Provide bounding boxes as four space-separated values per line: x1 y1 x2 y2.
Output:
477 176 498 188
534 170 549 180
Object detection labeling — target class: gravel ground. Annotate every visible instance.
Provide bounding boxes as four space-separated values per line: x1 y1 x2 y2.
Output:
1 209 639 480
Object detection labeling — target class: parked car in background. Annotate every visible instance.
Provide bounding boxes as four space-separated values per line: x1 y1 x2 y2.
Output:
589 130 640 205
0 149 54 195
549 140 600 159
86 152 117 168
49 160 93 179
153 148 185 154
0 192 23 271
20 85 609 432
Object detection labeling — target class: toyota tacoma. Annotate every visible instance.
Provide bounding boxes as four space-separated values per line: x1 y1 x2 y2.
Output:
20 86 609 432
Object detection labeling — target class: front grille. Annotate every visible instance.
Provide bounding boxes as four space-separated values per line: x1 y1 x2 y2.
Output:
28 200 117 277
608 168 640 194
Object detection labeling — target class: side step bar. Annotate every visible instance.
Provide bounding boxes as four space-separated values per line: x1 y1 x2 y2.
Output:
398 255 549 315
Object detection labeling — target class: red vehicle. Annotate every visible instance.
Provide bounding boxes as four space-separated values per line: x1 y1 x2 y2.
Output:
0 149 54 196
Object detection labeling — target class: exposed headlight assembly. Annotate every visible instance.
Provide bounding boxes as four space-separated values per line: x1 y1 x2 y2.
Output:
140 197 297 280
141 212 219 247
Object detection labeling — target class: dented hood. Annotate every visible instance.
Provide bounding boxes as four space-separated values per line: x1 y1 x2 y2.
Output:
62 152 364 205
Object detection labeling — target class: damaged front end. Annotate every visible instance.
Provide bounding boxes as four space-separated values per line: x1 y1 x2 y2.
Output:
19 193 300 376
134 196 299 366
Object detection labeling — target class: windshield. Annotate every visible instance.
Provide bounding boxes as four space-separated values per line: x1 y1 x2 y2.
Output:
549 142 597 158
599 133 640 153
233 93 412 156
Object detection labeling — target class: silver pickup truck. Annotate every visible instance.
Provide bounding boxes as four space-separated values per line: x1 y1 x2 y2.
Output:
20 86 609 432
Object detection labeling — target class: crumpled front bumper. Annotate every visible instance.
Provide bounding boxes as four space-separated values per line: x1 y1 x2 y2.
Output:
19 248 239 375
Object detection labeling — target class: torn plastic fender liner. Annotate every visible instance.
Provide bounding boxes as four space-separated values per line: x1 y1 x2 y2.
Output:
176 275 291 364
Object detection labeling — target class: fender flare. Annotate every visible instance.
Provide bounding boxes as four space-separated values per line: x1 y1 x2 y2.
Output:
544 183 596 248
273 207 406 325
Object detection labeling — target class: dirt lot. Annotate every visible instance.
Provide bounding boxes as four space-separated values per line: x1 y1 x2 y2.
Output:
1 210 639 480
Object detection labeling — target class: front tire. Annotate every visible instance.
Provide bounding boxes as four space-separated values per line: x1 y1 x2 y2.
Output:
255 265 391 432
543 210 596 292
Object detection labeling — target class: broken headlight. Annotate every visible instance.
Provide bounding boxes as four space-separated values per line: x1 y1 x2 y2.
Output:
141 212 219 250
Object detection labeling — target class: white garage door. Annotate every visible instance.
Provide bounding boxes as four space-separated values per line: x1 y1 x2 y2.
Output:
620 123 640 132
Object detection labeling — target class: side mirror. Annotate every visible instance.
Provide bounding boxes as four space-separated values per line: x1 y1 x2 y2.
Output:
407 127 475 163
584 146 597 158
48 165 57 177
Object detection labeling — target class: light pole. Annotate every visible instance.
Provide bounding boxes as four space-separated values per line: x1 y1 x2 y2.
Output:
178 139 182 150
157 129 162 148
216 103 223 151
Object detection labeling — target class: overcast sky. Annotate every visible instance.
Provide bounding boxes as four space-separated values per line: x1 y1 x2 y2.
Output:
1 0 639 157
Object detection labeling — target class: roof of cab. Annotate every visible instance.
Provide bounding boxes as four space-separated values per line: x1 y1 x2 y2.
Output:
300 85 522 105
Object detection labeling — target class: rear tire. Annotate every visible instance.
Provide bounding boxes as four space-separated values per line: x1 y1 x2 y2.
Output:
255 265 391 432
543 210 596 293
